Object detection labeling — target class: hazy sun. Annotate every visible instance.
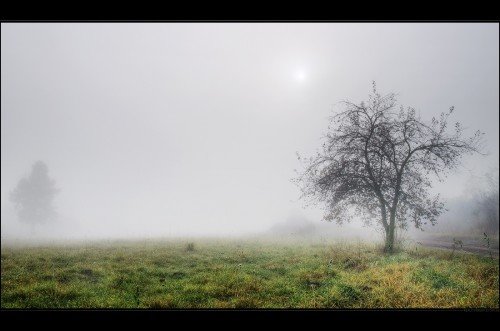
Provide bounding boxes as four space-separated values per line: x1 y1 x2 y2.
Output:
294 69 306 82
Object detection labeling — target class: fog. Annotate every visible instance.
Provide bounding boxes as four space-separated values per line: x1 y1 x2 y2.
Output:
1 23 498 243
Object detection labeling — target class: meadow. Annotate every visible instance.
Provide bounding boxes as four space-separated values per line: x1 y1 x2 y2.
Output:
1 238 498 309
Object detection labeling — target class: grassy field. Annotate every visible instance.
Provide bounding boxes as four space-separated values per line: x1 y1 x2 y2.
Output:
1 238 498 308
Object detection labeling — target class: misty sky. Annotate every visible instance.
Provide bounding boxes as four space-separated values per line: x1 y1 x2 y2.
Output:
1 23 498 239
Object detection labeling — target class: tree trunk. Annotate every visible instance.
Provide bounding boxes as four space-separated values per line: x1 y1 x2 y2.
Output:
384 212 396 253
380 203 393 253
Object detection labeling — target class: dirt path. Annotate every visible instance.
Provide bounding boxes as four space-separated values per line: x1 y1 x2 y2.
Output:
418 239 499 259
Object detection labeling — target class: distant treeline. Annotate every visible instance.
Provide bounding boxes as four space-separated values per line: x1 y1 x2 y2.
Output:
432 171 499 236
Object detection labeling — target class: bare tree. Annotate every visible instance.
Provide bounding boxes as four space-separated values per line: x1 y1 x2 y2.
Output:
473 170 499 235
10 161 59 232
294 82 483 253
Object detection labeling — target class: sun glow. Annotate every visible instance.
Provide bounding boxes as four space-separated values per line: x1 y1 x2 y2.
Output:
294 69 307 82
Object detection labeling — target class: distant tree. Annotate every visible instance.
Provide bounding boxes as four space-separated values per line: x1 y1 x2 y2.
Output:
294 82 483 253
473 170 499 235
9 161 59 230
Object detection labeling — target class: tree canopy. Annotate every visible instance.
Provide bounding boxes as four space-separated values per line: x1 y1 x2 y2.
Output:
295 83 483 252
10 161 59 226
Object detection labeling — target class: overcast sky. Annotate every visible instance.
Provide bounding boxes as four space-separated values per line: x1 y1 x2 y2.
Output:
1 23 498 239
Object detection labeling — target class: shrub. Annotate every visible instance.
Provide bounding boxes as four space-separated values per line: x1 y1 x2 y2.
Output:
185 242 195 252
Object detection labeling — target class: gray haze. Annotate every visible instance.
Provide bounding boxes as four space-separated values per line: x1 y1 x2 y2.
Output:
1 23 498 241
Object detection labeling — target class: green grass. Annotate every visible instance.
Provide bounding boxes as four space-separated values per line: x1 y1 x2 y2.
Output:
1 239 498 308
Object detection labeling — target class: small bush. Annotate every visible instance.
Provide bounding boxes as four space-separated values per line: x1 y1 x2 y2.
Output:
185 242 195 252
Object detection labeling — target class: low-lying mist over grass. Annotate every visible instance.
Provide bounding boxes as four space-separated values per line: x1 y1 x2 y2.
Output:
1 239 498 308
